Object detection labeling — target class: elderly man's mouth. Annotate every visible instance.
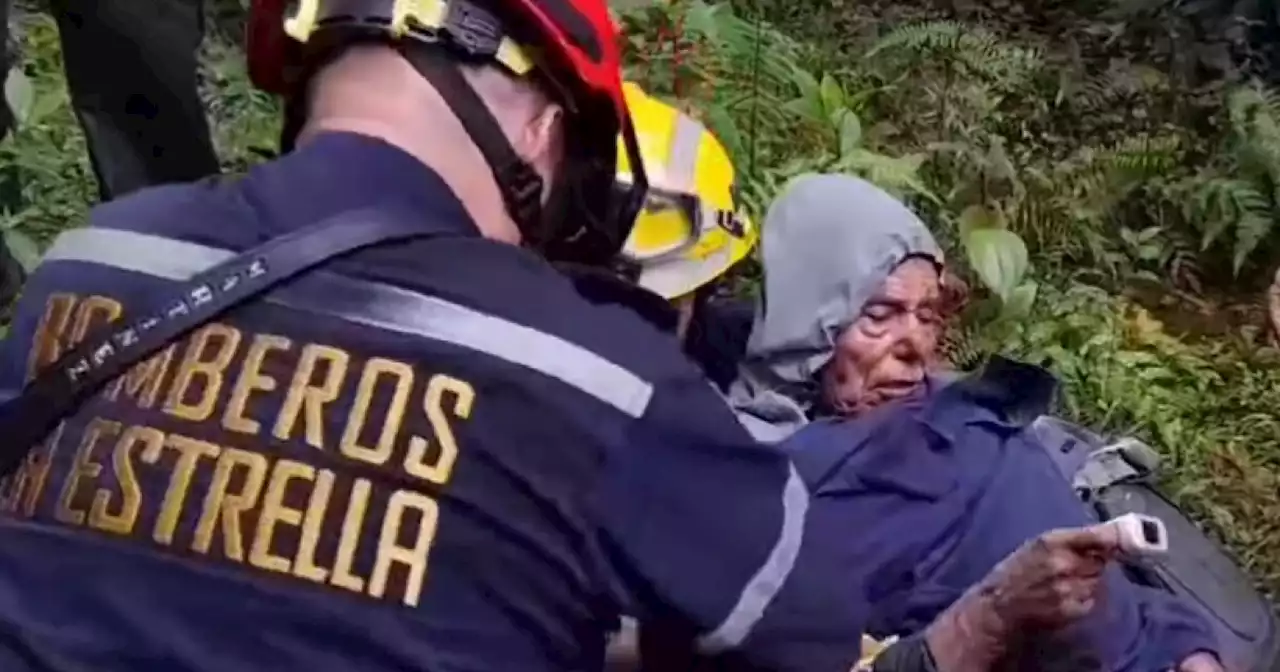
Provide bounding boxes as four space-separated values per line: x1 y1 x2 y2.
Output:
878 381 924 399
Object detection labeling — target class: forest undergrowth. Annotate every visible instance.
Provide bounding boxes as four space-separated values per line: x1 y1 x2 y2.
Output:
3 0 1280 595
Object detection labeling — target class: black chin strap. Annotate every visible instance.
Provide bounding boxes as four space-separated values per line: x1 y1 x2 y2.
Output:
399 45 546 241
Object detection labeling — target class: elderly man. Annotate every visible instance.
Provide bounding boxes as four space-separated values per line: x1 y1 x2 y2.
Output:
725 175 947 437
643 174 1224 671
601 89 1153 672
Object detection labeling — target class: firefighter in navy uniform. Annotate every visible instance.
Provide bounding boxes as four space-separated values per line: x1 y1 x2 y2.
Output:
0 0 874 670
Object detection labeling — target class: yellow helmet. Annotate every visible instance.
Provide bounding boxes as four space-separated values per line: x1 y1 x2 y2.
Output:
615 83 757 300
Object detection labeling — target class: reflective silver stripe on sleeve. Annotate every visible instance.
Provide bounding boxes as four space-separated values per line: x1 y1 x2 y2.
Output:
41 227 655 418
696 462 809 653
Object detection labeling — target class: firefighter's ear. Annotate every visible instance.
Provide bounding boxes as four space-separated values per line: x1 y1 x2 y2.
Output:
515 101 564 204
520 102 564 176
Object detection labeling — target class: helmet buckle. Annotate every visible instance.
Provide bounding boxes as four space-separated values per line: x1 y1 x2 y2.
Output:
443 0 502 59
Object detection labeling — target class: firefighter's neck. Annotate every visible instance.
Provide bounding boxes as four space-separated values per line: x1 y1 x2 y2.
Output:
301 46 535 245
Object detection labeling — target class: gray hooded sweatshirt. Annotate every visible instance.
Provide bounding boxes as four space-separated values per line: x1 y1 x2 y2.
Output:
726 173 943 442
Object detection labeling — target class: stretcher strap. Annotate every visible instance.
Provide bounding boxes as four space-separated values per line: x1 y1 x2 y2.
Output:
0 207 443 477
1029 416 1158 492
1074 439 1159 491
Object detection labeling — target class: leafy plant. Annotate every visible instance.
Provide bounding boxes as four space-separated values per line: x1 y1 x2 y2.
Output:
618 0 806 176
999 282 1280 590
943 203 1039 368
1185 84 1280 276
617 0 933 214
863 21 1042 145
0 13 95 254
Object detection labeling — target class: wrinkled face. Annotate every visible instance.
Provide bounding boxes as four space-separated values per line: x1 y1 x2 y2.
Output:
822 257 943 415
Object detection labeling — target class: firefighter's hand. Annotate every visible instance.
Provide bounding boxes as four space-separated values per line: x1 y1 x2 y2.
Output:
979 523 1121 629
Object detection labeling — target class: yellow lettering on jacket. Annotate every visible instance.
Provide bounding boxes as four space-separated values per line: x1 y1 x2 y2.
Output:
13 294 480 609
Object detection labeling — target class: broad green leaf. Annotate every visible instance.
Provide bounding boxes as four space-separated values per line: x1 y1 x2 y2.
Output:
964 227 1029 302
781 97 817 121
1135 225 1163 243
790 68 820 103
819 74 844 117
3 229 41 272
26 87 64 127
835 108 862 157
702 103 744 163
1003 280 1039 320
957 204 1001 239
1138 243 1163 262
4 67 34 127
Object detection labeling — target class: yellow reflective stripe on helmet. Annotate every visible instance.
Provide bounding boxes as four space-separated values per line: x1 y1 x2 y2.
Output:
395 0 534 75
494 40 534 75
284 0 320 41
392 0 448 38
285 0 533 76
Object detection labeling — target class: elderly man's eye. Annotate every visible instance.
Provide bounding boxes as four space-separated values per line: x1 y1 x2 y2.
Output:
863 305 894 321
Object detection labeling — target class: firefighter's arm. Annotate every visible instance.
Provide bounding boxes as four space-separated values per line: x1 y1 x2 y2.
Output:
594 376 864 672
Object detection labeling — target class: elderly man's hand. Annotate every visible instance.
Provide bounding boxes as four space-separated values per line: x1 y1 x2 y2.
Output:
1175 652 1225 672
923 523 1122 672
979 523 1122 629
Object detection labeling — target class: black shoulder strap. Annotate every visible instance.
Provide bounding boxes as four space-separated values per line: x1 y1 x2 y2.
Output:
0 207 443 476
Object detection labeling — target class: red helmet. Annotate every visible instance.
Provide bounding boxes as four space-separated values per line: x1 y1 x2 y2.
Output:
245 0 648 265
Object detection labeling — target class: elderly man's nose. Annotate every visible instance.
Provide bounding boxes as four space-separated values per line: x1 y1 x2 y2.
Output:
893 321 930 358
891 332 922 360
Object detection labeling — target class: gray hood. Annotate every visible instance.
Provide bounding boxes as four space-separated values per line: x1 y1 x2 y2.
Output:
727 174 943 441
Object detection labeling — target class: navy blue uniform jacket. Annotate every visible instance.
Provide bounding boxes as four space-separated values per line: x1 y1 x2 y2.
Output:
0 133 863 672
787 363 1219 670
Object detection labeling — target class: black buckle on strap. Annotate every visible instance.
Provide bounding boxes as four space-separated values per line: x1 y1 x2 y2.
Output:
495 159 544 227
443 0 504 59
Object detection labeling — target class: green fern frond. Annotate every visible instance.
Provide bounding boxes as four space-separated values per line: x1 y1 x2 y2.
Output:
1104 134 1182 185
865 20 970 58
1043 134 1181 213
1232 207 1274 275
1189 177 1250 249
1186 176 1273 272
865 20 1040 85
1226 83 1280 135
